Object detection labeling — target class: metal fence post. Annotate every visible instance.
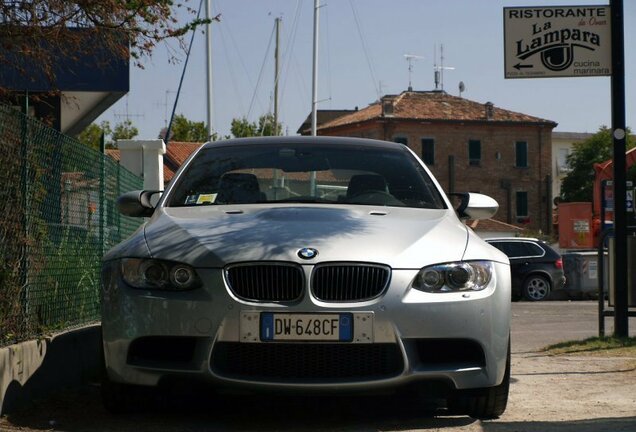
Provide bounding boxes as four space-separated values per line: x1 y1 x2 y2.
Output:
19 93 30 331
99 133 105 257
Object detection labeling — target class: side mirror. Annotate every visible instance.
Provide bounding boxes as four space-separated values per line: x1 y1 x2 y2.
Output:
116 190 161 218
451 192 499 220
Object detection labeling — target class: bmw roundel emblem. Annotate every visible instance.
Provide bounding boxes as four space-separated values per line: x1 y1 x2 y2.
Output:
298 247 318 260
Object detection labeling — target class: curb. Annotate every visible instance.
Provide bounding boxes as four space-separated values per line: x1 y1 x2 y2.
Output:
0 324 103 415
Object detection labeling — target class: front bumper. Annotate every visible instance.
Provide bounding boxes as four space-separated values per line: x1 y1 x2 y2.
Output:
101 262 511 393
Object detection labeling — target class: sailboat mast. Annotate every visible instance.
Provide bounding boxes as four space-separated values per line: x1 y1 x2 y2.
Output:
205 0 214 140
274 17 281 136
311 0 320 137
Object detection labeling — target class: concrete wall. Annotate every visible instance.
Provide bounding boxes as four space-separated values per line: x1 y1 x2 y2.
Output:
0 324 103 415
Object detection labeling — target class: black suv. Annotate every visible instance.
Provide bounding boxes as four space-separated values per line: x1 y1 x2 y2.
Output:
485 237 566 301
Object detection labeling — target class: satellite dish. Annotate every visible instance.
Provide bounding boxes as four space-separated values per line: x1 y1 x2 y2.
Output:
459 81 466 97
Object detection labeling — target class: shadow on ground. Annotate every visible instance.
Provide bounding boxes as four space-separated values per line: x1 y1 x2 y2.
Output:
3 383 477 432
5 383 636 432
483 417 636 432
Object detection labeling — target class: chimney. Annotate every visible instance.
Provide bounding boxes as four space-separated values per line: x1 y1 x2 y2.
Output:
381 96 396 117
485 102 494 120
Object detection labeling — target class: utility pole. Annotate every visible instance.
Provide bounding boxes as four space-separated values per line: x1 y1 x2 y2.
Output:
205 0 214 141
274 17 281 136
610 0 628 337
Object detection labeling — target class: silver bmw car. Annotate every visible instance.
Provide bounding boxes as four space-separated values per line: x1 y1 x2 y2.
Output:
101 136 511 418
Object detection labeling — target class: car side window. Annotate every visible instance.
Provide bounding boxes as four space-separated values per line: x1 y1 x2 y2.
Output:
524 243 545 257
492 241 545 259
486 242 506 256
504 242 526 258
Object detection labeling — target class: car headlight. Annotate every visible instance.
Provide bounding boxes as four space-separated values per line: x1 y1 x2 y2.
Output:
411 261 493 293
120 258 201 291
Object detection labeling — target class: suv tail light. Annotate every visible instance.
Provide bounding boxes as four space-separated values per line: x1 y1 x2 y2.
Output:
555 258 563 269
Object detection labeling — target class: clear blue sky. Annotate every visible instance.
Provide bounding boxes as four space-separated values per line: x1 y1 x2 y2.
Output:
96 0 636 140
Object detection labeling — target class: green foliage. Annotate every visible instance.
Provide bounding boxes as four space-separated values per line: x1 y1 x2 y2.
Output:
230 113 283 138
560 126 634 203
76 121 112 150
76 120 138 149
112 119 139 142
231 117 258 138
258 113 283 137
544 336 636 356
28 226 102 332
169 114 208 142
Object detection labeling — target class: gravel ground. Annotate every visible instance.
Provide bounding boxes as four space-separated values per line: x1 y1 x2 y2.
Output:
1 303 635 432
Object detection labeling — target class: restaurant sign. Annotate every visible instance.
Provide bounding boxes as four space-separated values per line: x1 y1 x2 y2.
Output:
504 6 611 79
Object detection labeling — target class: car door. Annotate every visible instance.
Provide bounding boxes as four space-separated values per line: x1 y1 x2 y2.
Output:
488 241 531 292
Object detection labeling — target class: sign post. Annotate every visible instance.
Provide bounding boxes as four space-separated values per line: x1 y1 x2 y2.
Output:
610 0 628 337
504 3 628 336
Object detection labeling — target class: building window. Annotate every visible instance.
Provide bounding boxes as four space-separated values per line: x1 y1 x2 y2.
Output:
516 191 528 219
557 148 571 174
515 141 528 167
468 140 481 166
394 136 408 146
421 138 435 165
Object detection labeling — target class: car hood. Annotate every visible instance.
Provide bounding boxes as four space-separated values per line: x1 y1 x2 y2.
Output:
138 204 474 269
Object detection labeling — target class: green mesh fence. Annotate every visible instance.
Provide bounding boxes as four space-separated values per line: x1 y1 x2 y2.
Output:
0 104 143 346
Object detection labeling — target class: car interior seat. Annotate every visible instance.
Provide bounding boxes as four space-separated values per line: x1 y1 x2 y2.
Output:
346 174 388 198
216 173 266 204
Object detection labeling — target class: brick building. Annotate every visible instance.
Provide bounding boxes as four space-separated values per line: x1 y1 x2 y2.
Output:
301 90 557 233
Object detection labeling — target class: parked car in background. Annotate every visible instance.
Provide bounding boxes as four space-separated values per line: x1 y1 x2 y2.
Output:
101 136 512 419
485 237 565 301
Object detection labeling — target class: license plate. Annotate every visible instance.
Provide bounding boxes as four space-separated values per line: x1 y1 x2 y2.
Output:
260 313 353 342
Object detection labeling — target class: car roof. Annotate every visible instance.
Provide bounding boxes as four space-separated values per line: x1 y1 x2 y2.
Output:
201 136 405 151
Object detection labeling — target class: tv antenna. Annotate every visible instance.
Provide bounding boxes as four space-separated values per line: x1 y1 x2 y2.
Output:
404 54 424 91
114 95 145 122
155 90 177 128
433 44 454 91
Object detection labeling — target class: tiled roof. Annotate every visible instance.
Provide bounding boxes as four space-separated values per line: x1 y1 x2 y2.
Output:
105 149 120 162
552 131 593 141
318 91 556 130
167 141 202 166
297 109 358 134
164 141 203 181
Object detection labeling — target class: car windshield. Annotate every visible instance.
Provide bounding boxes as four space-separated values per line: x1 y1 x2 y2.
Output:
167 142 446 209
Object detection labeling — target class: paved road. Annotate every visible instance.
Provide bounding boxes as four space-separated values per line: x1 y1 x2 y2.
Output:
1 301 634 432
511 300 613 353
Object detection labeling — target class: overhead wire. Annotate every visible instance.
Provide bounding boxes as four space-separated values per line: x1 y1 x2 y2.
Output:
279 0 304 116
216 18 246 115
165 0 204 146
348 0 381 99
247 22 276 119
217 0 266 116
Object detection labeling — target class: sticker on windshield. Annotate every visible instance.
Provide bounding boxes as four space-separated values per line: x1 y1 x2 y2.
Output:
184 194 216 205
197 194 215 204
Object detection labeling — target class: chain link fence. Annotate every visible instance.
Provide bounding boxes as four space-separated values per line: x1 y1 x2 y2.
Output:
0 104 143 346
